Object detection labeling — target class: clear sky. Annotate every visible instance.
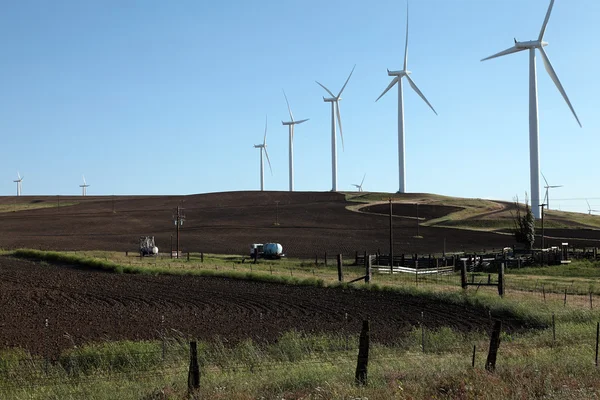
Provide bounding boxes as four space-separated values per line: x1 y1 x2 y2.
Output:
1 0 598 213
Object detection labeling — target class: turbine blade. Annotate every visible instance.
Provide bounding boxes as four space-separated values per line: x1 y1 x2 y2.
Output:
481 46 524 62
406 75 437 115
337 64 356 97
17 171 21 180
404 2 409 71
538 0 555 41
539 47 582 127
294 118 309 125
375 77 399 102
587 199 591 209
282 90 294 121
541 172 549 187
315 81 335 98
550 185 563 188
263 115 268 145
336 102 344 151
264 147 273 175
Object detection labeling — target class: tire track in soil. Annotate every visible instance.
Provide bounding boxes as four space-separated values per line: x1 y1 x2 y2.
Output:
0 257 533 356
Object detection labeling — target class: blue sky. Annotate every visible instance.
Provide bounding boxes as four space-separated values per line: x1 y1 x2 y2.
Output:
1 0 598 213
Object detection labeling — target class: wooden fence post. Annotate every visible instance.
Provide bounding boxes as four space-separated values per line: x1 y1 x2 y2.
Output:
188 341 200 391
337 254 344 282
498 262 505 297
365 254 372 284
187 252 190 262
472 345 476 368
201 252 204 263
355 251 358 265
596 322 600 367
324 252 328 266
485 320 502 372
461 260 467 289
355 320 370 386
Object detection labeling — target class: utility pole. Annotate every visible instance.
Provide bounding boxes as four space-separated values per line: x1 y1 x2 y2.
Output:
389 198 393 268
540 202 546 266
173 205 185 259
416 203 420 237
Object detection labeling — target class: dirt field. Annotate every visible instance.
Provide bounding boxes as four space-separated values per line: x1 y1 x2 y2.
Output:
0 257 531 356
2 191 596 258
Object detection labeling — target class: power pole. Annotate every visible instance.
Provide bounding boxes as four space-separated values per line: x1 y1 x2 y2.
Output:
173 205 185 259
540 202 546 266
416 203 420 237
389 198 393 268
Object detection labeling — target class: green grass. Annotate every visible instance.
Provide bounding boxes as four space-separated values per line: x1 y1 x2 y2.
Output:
2 320 600 399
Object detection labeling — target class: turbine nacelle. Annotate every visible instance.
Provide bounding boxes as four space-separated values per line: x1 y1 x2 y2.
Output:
387 69 410 77
514 39 548 49
323 97 338 102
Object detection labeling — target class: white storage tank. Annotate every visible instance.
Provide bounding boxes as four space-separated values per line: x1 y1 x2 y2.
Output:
263 243 283 258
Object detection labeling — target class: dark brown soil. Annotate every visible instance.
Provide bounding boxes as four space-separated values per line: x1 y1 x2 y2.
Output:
0 257 531 356
0 192 596 258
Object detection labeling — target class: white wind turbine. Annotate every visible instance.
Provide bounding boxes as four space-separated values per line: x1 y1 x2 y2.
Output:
281 91 309 192
316 65 356 192
352 173 366 192
79 175 90 196
376 3 437 194
254 116 272 191
541 172 562 210
586 200 598 215
13 172 23 196
481 0 581 219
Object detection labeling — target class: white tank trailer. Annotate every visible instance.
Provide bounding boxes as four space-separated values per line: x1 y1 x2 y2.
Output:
263 243 284 259
139 236 159 256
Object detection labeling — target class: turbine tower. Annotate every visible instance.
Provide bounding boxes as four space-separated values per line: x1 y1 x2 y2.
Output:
254 116 272 191
586 200 598 215
316 65 356 192
481 0 581 219
376 3 437 194
79 175 90 196
352 173 366 192
13 172 23 196
281 90 309 192
541 172 562 210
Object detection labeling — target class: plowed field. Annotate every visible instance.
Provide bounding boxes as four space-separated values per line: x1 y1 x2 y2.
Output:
0 257 531 356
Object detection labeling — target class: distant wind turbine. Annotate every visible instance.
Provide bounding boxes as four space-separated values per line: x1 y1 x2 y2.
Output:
13 172 23 196
254 116 272 191
586 200 598 215
352 174 366 192
79 175 90 196
481 0 581 219
281 90 309 192
376 2 437 194
541 172 562 210
316 65 356 192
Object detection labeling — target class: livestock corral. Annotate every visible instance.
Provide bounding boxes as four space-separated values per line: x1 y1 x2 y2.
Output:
1 191 600 399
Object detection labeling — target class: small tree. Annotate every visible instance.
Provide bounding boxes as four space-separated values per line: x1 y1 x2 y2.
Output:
512 194 535 250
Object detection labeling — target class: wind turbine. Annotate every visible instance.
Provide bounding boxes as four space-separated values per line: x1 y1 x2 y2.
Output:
316 65 356 192
13 172 23 196
352 173 366 192
481 0 581 219
79 175 90 196
376 3 437 194
281 90 309 192
254 116 272 191
541 172 562 210
586 200 598 215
